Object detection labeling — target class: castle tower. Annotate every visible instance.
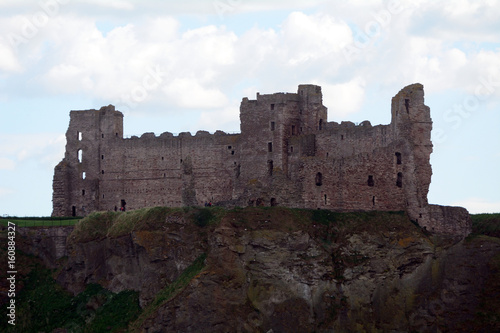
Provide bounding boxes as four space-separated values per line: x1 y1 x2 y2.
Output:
297 84 328 133
390 83 433 227
52 105 123 216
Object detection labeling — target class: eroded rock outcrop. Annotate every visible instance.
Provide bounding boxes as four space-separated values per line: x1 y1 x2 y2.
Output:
17 208 499 332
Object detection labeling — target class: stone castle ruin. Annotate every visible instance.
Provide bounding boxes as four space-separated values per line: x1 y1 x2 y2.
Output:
52 83 471 236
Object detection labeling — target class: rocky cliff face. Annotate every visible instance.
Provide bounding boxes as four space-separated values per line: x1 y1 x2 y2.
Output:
17 207 500 332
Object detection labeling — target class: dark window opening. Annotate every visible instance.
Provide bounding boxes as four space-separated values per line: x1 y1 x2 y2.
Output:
367 175 374 187
115 132 118 137
268 160 273 176
270 103 275 110
103 194 105 198
271 198 277 206
341 135 344 140
405 99 409 113
291 125 296 135
120 199 126 211
228 146 232 149
72 206 76 217
419 213 422 218
102 155 104 160
161 156 164 160
102 134 104 138
82 190 85 196
180 159 183 163
290 146 294 153
319 119 323 130
101 170 104 174
268 142 272 152
300 90 303 95
315 172 323 186
236 164 241 178
270 122 275 131
231 150 235 155
163 173 166 178
396 172 403 188
395 152 402 164
324 194 327 205
372 196 375 206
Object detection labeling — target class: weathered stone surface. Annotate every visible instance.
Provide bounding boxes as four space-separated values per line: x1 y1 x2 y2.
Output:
52 84 470 237
16 209 500 332
16 226 73 269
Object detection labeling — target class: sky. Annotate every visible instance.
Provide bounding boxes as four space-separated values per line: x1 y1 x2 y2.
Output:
0 0 499 216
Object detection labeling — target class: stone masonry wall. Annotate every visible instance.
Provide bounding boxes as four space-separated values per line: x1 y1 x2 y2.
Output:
52 84 471 237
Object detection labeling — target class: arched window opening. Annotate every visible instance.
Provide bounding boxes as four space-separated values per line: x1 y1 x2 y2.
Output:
396 172 403 188
367 175 374 187
77 149 83 163
82 172 86 180
395 152 402 164
315 172 323 186
77 131 82 141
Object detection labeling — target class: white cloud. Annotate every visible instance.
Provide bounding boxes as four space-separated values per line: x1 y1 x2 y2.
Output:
453 198 500 214
195 101 240 133
0 133 65 170
0 158 16 170
0 41 23 72
321 78 366 119
162 78 228 109
281 12 352 65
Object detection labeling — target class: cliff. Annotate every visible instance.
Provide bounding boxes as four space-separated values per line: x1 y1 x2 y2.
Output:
8 207 500 332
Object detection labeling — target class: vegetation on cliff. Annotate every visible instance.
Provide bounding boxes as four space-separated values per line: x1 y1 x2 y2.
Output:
1 207 499 332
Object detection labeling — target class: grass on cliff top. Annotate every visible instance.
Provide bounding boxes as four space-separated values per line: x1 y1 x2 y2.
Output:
0 216 80 227
71 206 224 242
470 213 500 238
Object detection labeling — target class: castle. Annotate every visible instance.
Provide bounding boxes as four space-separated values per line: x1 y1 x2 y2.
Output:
52 83 471 236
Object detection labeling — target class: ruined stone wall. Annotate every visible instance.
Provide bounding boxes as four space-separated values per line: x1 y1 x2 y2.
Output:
52 83 470 236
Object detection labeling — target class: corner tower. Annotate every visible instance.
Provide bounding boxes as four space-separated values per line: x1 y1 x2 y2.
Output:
52 105 123 216
390 83 433 227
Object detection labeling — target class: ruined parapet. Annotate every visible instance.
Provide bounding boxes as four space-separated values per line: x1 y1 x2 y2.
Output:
427 205 472 238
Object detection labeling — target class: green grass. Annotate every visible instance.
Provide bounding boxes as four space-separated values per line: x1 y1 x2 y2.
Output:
0 216 81 227
470 213 500 237
0 266 141 333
